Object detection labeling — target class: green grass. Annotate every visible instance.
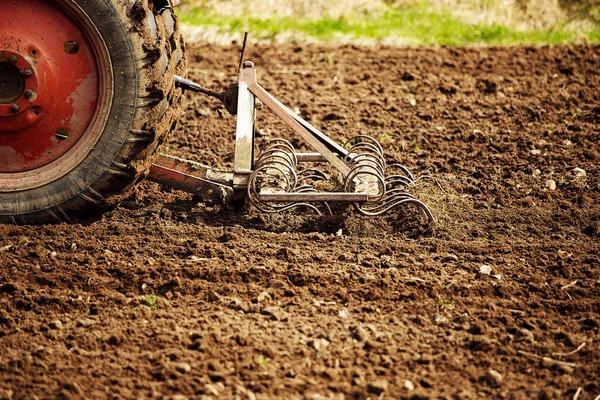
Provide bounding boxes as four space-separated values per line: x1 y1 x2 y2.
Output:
179 2 600 45
141 294 158 309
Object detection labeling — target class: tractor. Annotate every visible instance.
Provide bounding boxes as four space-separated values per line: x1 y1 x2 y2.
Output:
0 0 433 225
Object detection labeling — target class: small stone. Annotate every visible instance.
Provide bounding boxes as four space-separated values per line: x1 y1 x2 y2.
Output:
532 169 541 177
367 380 389 395
530 149 541 155
485 369 503 386
256 291 272 303
49 320 63 330
176 362 192 374
379 254 393 267
470 335 493 351
335 229 343 237
308 338 330 351
404 380 415 391
363 339 382 350
207 291 221 302
443 254 459 262
479 265 492 275
572 167 586 178
261 306 287 321
557 250 570 259
545 179 556 190
517 328 535 343
352 325 370 341
338 309 350 319
76 319 95 328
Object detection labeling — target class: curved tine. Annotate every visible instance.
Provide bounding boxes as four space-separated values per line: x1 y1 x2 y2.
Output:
347 141 384 158
261 139 296 158
345 165 386 192
386 163 415 182
359 192 416 211
383 188 413 197
255 155 294 173
261 140 297 166
256 149 296 169
292 185 317 193
345 168 386 202
356 197 435 222
273 203 323 215
345 151 386 171
344 145 385 167
298 168 329 180
386 175 414 188
249 166 293 199
259 159 298 189
283 188 333 216
345 163 386 186
298 175 329 184
252 164 295 193
348 154 386 175
263 137 296 153
343 135 384 155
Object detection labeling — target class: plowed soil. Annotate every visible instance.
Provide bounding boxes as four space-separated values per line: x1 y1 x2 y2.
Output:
1 43 599 399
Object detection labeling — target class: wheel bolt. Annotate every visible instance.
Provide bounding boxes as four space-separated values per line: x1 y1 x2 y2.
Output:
8 54 18 64
21 69 33 78
55 128 70 141
10 104 20 113
25 90 35 99
64 41 80 55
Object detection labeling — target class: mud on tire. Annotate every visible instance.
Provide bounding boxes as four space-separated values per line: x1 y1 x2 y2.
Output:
0 0 187 224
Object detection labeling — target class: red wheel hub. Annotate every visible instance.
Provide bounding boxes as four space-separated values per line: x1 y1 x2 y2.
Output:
0 0 100 173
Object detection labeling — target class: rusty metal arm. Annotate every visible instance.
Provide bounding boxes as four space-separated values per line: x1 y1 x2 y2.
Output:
148 154 234 204
246 81 350 178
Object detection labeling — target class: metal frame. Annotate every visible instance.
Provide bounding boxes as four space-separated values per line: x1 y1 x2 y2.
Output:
149 60 364 204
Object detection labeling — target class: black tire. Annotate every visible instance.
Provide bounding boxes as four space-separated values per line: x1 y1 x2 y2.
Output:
0 0 187 224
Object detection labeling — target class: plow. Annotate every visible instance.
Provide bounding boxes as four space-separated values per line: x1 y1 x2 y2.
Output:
0 0 434 226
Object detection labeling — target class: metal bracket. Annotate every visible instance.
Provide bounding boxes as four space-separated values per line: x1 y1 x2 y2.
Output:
148 154 233 204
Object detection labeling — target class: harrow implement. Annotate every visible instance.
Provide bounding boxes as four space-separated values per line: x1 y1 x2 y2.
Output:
151 54 435 226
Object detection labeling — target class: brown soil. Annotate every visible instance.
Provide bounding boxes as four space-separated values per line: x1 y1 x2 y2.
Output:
1 43 599 399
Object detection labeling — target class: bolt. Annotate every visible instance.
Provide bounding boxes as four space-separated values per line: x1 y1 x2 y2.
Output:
10 104 20 113
21 69 33 78
8 54 18 63
64 41 80 55
243 61 254 69
25 90 35 99
55 128 70 141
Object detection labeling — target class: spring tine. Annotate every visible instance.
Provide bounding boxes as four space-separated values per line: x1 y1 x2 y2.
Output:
386 175 414 188
344 135 384 155
386 163 415 182
297 168 330 183
357 195 434 223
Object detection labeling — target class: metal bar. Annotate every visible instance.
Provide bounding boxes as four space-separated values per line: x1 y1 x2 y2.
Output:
248 83 351 177
152 154 211 176
259 192 368 202
148 164 233 204
233 67 256 188
174 75 222 99
296 152 327 163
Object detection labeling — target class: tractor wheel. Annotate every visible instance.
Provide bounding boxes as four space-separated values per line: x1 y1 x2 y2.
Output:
0 0 187 224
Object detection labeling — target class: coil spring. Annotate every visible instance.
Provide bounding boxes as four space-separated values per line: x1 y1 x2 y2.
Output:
355 162 435 224
248 139 330 214
343 135 386 202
